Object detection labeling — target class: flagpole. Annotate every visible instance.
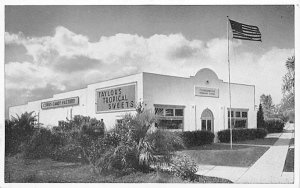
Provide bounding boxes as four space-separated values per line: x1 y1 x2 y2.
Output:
227 16 233 150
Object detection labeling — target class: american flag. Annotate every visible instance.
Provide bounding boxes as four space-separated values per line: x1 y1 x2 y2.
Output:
229 19 262 42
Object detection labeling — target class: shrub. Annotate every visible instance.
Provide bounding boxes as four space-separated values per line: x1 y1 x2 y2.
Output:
5 112 37 156
170 154 198 181
181 130 215 147
49 116 106 163
5 120 20 156
103 110 159 172
104 131 121 147
255 128 268 138
148 130 185 155
89 109 186 174
80 136 116 174
56 115 105 138
217 129 230 143
51 143 84 163
23 127 61 159
218 128 268 143
264 118 285 133
81 124 104 139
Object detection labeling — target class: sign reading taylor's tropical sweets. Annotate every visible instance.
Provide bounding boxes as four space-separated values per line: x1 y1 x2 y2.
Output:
96 84 136 112
195 86 219 98
41 97 79 109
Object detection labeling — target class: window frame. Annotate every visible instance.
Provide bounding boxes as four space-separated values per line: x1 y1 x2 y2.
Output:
165 108 174 116
242 111 248 118
227 108 249 129
175 108 184 117
154 104 185 131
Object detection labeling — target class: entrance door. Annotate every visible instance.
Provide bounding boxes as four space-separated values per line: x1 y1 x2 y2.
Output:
201 108 214 132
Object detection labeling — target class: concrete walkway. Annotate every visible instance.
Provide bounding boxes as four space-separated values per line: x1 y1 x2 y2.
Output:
196 123 294 183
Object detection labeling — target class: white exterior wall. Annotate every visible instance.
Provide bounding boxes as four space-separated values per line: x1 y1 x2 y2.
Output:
38 89 87 126
8 104 29 119
9 89 87 127
9 68 256 134
223 83 256 129
143 68 256 133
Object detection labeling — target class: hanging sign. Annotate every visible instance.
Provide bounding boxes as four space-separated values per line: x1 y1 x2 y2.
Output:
96 84 136 113
195 86 219 98
41 97 79 109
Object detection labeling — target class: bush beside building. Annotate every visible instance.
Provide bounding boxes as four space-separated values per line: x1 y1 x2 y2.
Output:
264 118 285 133
217 128 268 143
180 131 215 147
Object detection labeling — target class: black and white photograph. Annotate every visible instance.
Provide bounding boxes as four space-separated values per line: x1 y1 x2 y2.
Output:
1 1 298 186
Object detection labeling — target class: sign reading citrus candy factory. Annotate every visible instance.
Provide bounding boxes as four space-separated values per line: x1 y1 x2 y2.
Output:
96 84 136 112
41 97 79 109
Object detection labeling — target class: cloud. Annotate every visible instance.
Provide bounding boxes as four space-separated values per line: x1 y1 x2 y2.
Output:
5 61 65 91
5 32 24 45
168 44 201 59
52 56 102 73
5 26 294 114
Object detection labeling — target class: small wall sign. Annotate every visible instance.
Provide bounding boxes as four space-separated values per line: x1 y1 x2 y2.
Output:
41 97 79 109
195 86 219 98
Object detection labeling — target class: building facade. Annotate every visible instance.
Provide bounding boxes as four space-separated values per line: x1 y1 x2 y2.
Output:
9 68 257 134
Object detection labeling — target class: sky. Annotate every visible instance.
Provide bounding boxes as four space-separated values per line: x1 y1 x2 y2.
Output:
4 5 295 118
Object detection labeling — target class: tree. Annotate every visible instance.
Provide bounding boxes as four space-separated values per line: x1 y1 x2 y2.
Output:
280 56 295 121
260 94 275 119
10 111 37 142
257 104 265 128
6 111 37 155
282 56 295 96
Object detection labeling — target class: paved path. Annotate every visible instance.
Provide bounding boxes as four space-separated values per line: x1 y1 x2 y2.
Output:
196 123 294 183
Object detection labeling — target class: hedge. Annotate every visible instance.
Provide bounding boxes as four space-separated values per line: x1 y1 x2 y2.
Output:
180 130 215 147
51 144 84 163
255 128 268 139
264 118 285 133
23 128 64 159
217 128 268 143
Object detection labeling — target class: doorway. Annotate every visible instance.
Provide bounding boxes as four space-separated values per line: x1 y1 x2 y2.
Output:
201 108 214 132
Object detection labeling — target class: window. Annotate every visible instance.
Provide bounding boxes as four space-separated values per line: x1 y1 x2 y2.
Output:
175 109 184 116
155 108 164 116
158 120 183 129
154 104 185 130
165 109 174 116
154 107 184 117
228 108 248 128
201 108 214 132
202 119 212 131
228 111 234 117
235 119 247 128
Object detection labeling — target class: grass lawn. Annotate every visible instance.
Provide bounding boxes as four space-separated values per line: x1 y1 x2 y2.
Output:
5 156 232 183
283 148 294 172
233 137 278 146
180 144 269 167
289 138 294 146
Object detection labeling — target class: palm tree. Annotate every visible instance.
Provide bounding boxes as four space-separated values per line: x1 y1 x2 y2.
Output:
111 109 184 172
280 56 295 121
11 111 37 141
282 56 295 95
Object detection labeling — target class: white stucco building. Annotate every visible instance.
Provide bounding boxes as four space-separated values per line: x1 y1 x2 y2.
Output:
9 68 257 133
